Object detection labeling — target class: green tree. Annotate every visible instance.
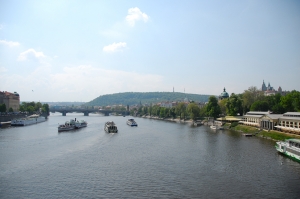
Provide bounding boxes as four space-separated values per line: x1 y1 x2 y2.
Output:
186 103 200 121
27 106 35 113
8 107 14 112
219 98 228 116
35 102 42 111
0 103 6 112
205 96 221 119
242 86 264 114
169 107 176 119
280 90 300 112
42 104 50 115
226 93 243 116
250 100 269 111
159 107 166 118
175 102 186 120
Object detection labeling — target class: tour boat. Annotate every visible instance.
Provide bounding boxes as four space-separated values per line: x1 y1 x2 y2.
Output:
104 121 118 133
127 118 138 126
58 119 87 132
11 114 46 126
275 139 300 162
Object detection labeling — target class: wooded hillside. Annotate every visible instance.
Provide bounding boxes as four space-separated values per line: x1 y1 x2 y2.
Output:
85 92 212 106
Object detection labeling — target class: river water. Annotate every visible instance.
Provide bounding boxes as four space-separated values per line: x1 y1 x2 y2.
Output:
1 113 300 198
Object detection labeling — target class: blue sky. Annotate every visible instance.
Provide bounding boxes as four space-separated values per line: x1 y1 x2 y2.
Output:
0 0 299 102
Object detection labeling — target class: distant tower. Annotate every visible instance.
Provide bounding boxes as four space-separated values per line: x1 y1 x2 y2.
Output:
278 86 282 94
262 80 267 91
173 87 174 92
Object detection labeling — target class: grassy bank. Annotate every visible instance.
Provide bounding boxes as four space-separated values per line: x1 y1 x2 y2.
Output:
258 130 300 141
229 124 300 141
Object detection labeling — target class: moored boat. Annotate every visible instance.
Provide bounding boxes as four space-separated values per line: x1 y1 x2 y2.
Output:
11 114 46 126
127 119 138 126
275 139 300 162
104 121 118 133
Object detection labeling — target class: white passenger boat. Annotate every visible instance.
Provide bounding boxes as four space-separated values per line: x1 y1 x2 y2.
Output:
104 121 118 133
11 114 46 126
275 139 300 163
58 119 87 132
127 118 138 126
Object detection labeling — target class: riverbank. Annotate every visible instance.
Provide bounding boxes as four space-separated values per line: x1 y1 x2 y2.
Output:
224 123 300 141
139 115 300 141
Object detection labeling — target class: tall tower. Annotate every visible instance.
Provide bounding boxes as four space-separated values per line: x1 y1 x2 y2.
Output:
262 80 267 91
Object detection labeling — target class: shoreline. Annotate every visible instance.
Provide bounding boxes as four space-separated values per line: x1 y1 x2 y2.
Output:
137 115 300 141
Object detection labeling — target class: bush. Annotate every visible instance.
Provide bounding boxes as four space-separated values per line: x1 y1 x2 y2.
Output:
230 122 238 128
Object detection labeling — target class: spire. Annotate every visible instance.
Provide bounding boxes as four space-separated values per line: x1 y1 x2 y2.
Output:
223 87 226 92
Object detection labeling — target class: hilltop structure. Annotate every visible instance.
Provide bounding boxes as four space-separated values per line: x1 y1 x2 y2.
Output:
261 80 288 96
0 91 20 111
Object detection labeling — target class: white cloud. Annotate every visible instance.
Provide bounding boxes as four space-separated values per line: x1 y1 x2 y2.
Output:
0 24 3 30
126 7 149 27
0 40 20 47
103 42 127 52
18 48 46 61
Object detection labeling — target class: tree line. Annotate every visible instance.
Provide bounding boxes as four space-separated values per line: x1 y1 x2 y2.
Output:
19 102 50 115
130 87 300 121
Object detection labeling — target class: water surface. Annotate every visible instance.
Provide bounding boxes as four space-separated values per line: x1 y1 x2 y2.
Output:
1 113 299 198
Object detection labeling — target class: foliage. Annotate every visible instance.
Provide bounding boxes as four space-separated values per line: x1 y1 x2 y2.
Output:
242 86 264 114
219 98 227 116
175 102 186 120
250 100 269 111
0 103 6 112
280 90 300 112
8 107 14 112
230 122 239 128
186 103 200 121
19 102 49 114
205 96 221 119
225 93 243 116
85 92 211 106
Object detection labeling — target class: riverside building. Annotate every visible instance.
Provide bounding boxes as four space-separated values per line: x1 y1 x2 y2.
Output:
0 91 20 112
240 111 300 135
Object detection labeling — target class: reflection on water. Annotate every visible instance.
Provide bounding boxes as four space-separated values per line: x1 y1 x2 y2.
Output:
0 113 300 198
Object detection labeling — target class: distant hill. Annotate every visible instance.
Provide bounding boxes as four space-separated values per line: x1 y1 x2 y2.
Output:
85 92 213 106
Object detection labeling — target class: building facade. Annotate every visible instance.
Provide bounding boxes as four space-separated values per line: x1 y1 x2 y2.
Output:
0 91 20 112
240 111 300 135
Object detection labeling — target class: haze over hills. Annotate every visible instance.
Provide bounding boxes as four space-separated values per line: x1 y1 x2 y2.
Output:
85 92 213 106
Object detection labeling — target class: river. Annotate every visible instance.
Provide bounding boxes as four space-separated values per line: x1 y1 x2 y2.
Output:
0 113 300 198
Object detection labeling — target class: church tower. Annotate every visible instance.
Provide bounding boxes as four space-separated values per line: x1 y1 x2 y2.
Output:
262 80 267 91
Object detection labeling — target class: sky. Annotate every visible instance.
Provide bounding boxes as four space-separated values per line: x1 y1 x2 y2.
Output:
0 0 299 102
